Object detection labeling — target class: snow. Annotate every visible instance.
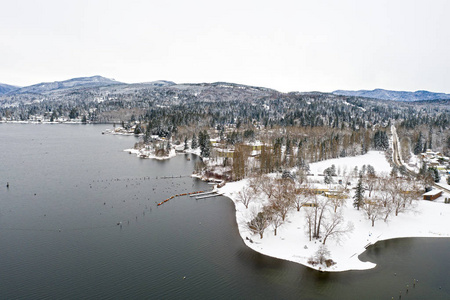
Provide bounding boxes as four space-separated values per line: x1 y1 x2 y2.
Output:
124 148 177 160
217 151 450 272
309 151 391 176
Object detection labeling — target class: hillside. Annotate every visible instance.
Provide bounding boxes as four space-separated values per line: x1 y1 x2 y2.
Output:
333 88 450 102
9 75 123 95
0 83 19 95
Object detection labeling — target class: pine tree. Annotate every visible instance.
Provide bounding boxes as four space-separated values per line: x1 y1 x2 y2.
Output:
428 127 433 150
413 132 423 155
373 130 389 150
166 140 172 155
353 175 364 210
200 130 211 157
428 167 440 183
390 166 398 178
191 133 198 149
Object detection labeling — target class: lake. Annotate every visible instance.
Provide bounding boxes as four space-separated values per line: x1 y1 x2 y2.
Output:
0 124 449 299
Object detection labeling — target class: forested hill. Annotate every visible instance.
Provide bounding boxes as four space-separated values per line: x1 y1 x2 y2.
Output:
4 75 123 95
1 79 448 131
1 78 449 159
0 83 19 95
333 88 450 102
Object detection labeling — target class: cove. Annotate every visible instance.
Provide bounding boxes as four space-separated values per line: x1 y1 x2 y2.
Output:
0 124 449 299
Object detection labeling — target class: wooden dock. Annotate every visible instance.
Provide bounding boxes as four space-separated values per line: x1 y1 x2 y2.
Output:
196 193 222 200
156 189 221 206
190 191 215 197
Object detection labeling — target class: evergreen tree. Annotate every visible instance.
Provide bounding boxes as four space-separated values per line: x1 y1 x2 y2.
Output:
366 165 375 177
199 130 211 157
428 127 433 150
144 123 151 143
133 123 142 134
373 130 389 150
353 175 364 210
428 167 440 183
285 138 291 155
166 140 172 154
390 166 398 177
323 166 335 184
413 132 423 155
69 108 78 119
191 133 198 149
184 137 188 150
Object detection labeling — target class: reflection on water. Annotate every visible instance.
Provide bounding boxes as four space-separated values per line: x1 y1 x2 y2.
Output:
0 124 449 299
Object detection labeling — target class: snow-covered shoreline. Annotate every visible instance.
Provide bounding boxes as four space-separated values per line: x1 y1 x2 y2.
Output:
124 148 177 160
217 151 450 272
122 140 450 272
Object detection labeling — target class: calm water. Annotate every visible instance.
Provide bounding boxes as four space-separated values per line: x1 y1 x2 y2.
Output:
0 124 449 300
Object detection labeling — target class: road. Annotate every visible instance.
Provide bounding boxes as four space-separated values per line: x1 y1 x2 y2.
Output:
391 125 450 194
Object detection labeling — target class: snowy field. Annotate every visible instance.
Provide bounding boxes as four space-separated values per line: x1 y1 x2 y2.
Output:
218 151 450 272
308 151 391 176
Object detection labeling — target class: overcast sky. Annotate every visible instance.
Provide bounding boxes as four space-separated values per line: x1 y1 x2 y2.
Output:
1 0 449 93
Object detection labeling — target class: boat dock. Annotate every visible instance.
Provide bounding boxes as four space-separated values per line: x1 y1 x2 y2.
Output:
189 191 216 197
157 189 221 206
196 193 222 200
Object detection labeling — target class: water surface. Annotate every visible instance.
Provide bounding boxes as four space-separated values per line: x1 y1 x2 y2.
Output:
0 124 449 299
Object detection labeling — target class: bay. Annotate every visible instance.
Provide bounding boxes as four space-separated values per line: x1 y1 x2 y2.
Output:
0 124 449 299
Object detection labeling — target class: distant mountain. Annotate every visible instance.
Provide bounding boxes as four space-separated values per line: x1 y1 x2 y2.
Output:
132 80 176 87
0 83 19 95
332 89 450 102
9 75 123 95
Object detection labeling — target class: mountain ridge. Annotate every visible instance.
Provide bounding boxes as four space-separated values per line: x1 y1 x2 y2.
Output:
0 83 20 95
333 88 450 102
5 75 123 95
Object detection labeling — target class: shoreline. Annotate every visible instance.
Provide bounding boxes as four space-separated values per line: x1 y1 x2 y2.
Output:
122 140 450 272
216 151 450 272
219 179 450 272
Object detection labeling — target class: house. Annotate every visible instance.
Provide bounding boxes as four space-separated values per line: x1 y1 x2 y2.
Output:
324 191 347 199
423 189 442 201
312 188 329 195
215 148 234 158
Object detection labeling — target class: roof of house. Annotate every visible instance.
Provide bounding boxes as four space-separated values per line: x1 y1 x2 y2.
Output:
423 189 442 196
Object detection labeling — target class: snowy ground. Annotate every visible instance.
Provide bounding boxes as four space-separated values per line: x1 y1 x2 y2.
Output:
124 148 177 160
218 151 450 272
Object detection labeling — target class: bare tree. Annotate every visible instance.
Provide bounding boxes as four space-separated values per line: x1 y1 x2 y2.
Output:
376 176 394 222
270 179 295 221
303 191 330 240
237 185 255 209
294 184 313 212
364 171 378 197
362 197 384 227
304 208 314 241
260 174 275 199
341 169 353 193
314 244 331 265
248 174 263 194
321 211 354 245
389 177 409 216
314 196 330 239
267 206 284 236
247 208 270 239
329 185 348 213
